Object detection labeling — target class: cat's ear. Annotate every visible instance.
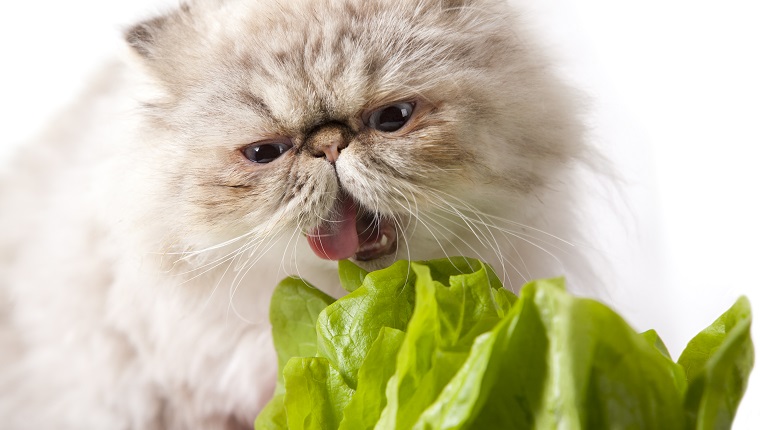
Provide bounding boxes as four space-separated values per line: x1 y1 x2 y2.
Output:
124 3 192 61
125 15 167 60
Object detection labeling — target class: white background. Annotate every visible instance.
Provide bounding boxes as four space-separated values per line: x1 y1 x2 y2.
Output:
1 0 758 427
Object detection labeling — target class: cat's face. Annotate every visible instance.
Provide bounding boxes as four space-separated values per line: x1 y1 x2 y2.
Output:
127 0 584 272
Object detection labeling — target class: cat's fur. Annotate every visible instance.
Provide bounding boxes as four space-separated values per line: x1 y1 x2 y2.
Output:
0 0 596 428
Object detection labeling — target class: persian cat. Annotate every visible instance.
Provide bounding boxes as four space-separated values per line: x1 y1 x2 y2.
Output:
0 0 596 428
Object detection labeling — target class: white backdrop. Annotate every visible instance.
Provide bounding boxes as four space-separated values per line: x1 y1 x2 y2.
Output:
1 0 758 427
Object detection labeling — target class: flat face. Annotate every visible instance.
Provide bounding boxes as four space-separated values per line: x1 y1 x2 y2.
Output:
125 0 584 273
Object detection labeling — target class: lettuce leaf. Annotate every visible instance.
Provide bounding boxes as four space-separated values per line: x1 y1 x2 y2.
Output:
316 260 417 389
282 357 353 430
255 277 335 430
338 327 405 430
258 258 754 430
679 297 754 430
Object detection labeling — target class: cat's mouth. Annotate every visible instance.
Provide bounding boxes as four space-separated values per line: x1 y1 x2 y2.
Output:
306 195 398 262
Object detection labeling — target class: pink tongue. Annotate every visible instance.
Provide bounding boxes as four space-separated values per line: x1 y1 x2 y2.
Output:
306 198 359 260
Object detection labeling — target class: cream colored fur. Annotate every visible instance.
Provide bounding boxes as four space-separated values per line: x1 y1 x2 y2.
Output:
0 0 598 428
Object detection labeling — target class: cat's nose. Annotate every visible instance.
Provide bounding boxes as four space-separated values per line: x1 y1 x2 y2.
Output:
304 123 351 163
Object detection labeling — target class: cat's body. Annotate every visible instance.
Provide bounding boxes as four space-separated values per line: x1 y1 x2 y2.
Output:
0 0 597 428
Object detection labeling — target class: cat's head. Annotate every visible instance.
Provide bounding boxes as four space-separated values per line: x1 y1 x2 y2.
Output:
124 0 586 276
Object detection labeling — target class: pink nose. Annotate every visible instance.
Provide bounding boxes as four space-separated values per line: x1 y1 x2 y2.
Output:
320 142 341 163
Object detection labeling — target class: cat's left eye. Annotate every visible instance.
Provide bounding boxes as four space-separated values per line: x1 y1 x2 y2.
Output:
366 102 415 132
242 140 293 164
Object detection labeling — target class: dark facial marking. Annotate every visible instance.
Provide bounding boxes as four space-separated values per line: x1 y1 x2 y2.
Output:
238 92 275 120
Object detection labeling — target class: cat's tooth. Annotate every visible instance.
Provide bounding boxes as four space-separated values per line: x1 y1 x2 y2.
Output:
380 234 389 247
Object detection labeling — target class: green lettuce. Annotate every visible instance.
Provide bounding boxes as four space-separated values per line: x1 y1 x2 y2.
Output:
255 257 754 430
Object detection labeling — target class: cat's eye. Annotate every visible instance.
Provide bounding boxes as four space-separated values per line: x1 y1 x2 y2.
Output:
242 140 293 164
367 102 415 132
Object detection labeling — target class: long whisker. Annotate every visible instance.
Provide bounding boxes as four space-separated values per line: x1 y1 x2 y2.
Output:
425 192 574 258
226 229 284 324
432 190 575 246
416 211 527 289
172 234 267 283
280 220 304 277
424 192 511 281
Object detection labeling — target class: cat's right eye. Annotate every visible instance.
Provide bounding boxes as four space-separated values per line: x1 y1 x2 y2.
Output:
242 140 293 164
